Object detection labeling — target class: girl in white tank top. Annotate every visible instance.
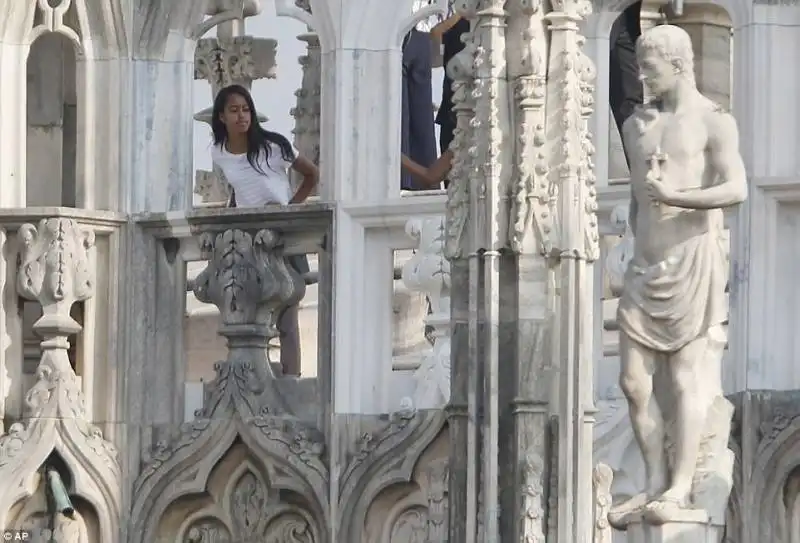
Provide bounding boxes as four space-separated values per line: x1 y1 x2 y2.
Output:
210 84 319 376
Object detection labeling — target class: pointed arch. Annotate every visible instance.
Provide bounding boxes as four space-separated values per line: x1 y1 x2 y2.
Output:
0 418 121 542
336 410 446 539
130 417 329 542
749 414 800 542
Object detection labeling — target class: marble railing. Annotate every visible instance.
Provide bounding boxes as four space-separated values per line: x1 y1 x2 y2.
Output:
138 204 334 419
0 207 127 426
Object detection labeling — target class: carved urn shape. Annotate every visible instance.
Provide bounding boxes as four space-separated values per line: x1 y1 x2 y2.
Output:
193 229 305 330
192 229 305 415
17 218 94 344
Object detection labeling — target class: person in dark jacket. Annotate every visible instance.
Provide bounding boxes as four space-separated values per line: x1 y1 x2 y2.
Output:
609 1 644 165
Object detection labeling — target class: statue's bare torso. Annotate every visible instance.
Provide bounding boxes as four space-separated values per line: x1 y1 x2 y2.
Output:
624 96 725 266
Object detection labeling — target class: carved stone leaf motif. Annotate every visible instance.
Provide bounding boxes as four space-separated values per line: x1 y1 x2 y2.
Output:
182 469 317 542
444 33 477 259
0 423 29 469
341 409 417 490
521 453 545 543
17 218 95 320
193 229 305 328
195 37 278 96
195 169 232 204
231 471 268 536
425 458 449 539
592 463 614 543
264 513 315 543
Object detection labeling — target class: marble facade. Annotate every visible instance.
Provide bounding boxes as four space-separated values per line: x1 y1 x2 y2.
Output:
1 0 800 541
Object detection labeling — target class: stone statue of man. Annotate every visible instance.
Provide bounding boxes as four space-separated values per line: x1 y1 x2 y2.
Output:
609 24 746 525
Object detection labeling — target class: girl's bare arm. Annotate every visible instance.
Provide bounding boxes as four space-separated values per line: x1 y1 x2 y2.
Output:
431 14 462 40
401 150 453 188
289 156 320 203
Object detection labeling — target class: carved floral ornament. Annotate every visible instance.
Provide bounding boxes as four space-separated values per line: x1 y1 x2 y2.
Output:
180 466 319 542
193 228 305 328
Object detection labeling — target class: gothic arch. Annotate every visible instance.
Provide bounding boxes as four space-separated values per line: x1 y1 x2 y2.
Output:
130 417 328 543
336 410 446 540
0 419 121 542
749 415 800 542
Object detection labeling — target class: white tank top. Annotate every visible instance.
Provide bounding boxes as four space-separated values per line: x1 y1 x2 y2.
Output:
211 142 298 206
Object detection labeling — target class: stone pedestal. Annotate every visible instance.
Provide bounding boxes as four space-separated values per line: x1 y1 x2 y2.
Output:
626 520 723 543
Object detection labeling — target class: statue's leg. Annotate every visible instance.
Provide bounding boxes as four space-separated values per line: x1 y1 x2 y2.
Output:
609 332 666 529
619 332 666 496
654 332 719 506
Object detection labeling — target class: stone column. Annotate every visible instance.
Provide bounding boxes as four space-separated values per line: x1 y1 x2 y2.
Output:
504 1 556 541
290 1 321 193
127 1 213 213
545 0 600 540
0 2 42 207
640 1 666 32
276 0 446 415
671 4 732 109
727 7 800 395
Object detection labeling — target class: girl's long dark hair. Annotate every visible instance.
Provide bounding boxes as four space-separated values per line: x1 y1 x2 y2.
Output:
211 84 295 175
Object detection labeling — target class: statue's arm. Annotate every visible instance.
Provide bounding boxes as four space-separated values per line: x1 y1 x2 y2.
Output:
628 193 638 236
667 112 748 209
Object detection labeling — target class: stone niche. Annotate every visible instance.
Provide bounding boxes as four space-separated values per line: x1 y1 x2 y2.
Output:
26 32 79 208
361 430 449 542
6 455 100 542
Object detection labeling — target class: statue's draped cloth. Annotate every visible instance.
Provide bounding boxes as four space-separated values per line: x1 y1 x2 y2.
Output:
617 226 728 352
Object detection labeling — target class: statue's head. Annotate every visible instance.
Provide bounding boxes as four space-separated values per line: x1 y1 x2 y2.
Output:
635 25 695 96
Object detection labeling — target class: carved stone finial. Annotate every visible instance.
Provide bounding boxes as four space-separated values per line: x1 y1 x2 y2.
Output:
193 229 305 329
192 229 304 416
194 36 278 99
17 218 94 338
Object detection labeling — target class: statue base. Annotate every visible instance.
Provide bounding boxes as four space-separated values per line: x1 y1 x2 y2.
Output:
625 519 723 543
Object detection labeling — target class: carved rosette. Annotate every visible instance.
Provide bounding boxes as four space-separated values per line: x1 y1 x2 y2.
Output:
401 217 451 409
194 36 278 98
0 218 120 539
